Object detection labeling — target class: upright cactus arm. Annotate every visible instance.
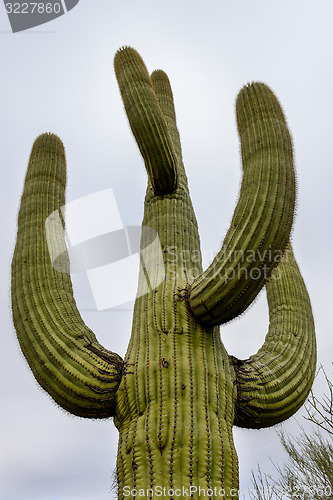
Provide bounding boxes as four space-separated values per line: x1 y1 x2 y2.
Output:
11 133 123 418
188 83 296 326
150 69 183 164
114 47 178 195
232 244 316 428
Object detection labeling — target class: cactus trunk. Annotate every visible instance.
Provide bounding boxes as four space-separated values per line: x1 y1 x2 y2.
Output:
114 190 239 497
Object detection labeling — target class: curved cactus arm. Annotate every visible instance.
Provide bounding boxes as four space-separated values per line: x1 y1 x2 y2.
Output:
11 133 123 418
231 244 316 428
114 46 178 195
188 83 296 326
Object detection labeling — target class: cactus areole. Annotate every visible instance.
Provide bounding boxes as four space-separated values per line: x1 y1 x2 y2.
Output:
11 47 316 499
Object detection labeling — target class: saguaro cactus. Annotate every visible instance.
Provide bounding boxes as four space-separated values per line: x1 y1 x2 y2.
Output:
11 47 316 499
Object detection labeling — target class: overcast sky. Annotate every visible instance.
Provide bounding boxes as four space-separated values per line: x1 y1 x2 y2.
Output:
1 1 333 499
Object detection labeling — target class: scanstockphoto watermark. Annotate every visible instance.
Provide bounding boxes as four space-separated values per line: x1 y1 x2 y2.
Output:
3 0 80 33
123 485 333 498
123 486 241 498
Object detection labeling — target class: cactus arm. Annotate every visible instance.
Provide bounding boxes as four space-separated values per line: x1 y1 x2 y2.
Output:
11 133 123 418
114 47 178 195
188 83 296 326
150 69 182 162
232 244 316 428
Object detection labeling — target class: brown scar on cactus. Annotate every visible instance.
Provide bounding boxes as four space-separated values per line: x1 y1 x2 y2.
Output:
11 46 316 499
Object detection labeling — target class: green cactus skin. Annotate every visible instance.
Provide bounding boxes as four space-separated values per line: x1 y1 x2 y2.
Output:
11 47 316 499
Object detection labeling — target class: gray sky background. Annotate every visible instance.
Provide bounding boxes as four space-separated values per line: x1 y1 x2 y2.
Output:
1 1 332 499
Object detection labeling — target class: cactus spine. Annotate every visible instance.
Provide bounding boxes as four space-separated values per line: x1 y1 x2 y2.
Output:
11 47 316 499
